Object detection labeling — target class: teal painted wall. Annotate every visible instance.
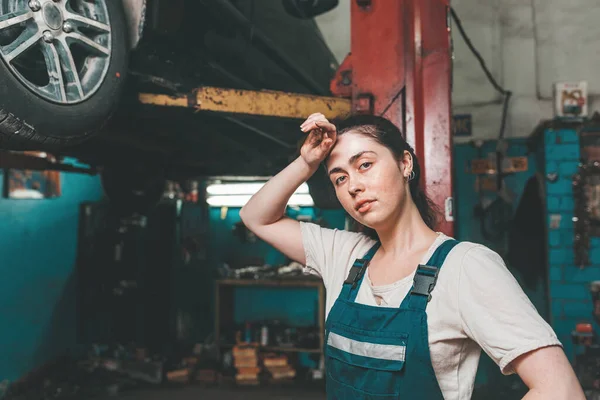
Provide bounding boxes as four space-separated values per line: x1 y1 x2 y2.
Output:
541 128 600 361
0 169 104 382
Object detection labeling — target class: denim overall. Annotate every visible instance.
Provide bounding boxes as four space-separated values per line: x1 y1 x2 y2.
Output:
324 239 459 399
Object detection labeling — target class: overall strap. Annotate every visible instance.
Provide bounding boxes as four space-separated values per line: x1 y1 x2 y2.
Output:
407 239 459 310
342 242 380 302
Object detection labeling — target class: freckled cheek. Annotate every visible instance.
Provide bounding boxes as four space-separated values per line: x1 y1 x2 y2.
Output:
369 170 404 203
366 170 390 194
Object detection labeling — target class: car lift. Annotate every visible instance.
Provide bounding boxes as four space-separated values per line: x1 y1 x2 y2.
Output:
138 0 454 236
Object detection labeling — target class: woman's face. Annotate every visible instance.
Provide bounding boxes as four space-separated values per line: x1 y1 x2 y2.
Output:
325 131 412 230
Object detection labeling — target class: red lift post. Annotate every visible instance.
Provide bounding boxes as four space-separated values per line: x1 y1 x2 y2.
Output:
333 0 454 236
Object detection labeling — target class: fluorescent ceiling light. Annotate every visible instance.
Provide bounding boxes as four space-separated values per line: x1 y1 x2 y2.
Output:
206 182 310 196
206 194 314 207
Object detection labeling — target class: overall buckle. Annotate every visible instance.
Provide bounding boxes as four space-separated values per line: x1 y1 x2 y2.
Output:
344 259 370 288
411 265 439 302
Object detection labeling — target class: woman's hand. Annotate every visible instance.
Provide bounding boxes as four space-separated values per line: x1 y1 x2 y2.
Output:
300 113 337 168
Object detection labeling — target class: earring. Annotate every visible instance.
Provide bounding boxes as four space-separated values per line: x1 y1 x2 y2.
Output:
408 170 415 181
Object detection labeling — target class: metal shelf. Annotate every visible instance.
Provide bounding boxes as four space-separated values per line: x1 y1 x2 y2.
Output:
215 278 326 357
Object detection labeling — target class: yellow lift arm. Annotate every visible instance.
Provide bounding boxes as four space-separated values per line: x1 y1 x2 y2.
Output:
138 87 351 120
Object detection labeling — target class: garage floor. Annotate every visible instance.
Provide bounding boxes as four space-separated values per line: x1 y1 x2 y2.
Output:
91 383 527 400
95 385 326 400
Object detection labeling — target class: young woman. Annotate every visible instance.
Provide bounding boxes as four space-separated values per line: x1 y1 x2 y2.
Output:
239 113 584 399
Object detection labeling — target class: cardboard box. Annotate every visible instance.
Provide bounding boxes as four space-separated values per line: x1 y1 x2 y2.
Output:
554 81 588 119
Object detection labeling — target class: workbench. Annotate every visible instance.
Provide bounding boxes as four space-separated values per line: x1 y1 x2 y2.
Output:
214 278 326 356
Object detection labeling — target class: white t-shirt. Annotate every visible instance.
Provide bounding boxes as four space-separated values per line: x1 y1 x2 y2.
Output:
300 222 561 400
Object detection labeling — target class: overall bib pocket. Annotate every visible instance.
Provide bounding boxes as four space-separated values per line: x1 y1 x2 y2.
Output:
326 323 408 396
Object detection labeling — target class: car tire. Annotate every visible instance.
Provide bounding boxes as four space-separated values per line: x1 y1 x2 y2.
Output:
0 0 128 150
